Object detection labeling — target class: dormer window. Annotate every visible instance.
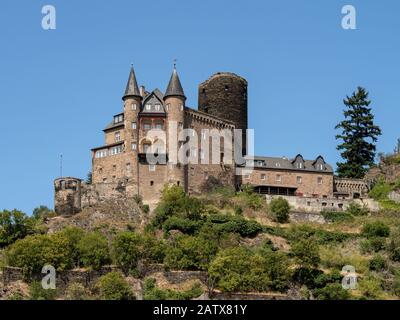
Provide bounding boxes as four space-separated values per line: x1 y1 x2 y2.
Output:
114 114 123 124
145 104 151 111
275 162 281 167
296 162 303 169
155 104 161 111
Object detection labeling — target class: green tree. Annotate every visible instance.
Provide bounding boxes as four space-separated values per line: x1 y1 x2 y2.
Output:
112 232 143 274
164 235 218 271
77 232 111 270
335 87 381 178
0 209 33 247
314 283 350 300
292 238 320 268
269 197 290 223
96 272 133 300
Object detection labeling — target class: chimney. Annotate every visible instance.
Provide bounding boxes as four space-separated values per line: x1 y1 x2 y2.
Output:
140 85 145 97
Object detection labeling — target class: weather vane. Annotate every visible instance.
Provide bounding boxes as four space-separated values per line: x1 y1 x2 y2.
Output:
173 58 177 68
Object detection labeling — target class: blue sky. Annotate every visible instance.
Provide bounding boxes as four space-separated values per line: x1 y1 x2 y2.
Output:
0 0 399 214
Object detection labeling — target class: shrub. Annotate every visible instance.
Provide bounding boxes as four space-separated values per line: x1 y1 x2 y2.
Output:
321 211 354 223
142 204 150 214
6 233 74 277
269 197 290 223
346 202 369 216
65 283 90 300
362 222 390 239
28 281 57 300
208 247 271 293
77 232 111 270
57 227 85 267
369 255 387 271
237 185 264 210
360 237 386 253
112 232 143 275
234 206 243 216
162 216 202 235
96 272 133 300
314 283 351 300
358 275 384 300
292 238 320 268
388 228 400 262
143 278 203 300
164 235 218 271
206 214 263 238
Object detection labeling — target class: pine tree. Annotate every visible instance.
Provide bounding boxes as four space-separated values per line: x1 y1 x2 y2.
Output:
335 87 381 178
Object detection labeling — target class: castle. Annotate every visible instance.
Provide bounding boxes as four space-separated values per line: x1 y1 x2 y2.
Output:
54 65 371 216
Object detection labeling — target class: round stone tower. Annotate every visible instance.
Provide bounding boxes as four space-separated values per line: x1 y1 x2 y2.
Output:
54 177 82 216
198 72 248 155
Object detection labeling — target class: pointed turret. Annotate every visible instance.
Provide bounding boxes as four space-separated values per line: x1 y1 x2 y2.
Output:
123 65 141 100
164 66 186 100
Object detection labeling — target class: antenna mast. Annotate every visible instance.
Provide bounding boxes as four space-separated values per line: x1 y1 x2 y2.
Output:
60 153 63 177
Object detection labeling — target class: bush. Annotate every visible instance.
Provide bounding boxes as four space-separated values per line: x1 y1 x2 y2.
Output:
321 211 354 223
292 238 320 268
358 275 384 300
6 233 74 277
112 232 143 275
29 281 57 300
65 283 90 300
346 202 369 216
362 222 390 239
96 272 133 300
388 228 400 262
369 178 392 201
142 204 150 214
208 247 271 293
162 216 202 235
360 237 386 253
269 197 290 223
237 185 264 210
77 232 111 270
314 283 351 300
234 206 243 216
369 255 387 271
206 214 263 238
143 278 203 300
164 235 218 271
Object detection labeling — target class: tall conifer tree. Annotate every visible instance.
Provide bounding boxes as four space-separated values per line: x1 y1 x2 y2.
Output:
335 87 381 178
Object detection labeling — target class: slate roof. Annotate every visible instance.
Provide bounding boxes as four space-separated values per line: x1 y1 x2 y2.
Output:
122 65 141 100
164 67 185 99
244 155 333 173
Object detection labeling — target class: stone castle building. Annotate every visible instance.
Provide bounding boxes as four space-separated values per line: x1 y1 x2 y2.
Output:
54 65 370 216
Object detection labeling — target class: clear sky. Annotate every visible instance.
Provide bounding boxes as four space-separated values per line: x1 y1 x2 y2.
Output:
0 0 399 214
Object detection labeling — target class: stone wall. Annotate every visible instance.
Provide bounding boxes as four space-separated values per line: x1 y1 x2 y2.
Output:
266 195 380 213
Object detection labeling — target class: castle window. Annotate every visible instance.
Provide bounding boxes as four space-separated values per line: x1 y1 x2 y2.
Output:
180 105 184 111
131 143 137 150
143 121 151 130
95 149 108 158
204 106 209 113
103 178 107 183
150 181 154 186
318 164 324 170
297 176 302 184
145 104 151 111
115 131 121 142
276 174 282 182
149 164 156 172
126 163 131 173
155 104 161 111
155 121 164 130
177 181 180 186
98 168 103 174
224 85 229 91
166 104 170 111
109 145 122 155
296 162 303 169
131 103 137 111
261 174 266 180
318 177 323 184
114 114 123 124
131 122 137 129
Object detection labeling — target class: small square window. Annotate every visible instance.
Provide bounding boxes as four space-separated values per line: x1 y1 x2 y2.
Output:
131 143 137 150
131 103 137 111
149 164 156 172
131 122 137 129
318 177 323 184
297 176 302 184
261 174 266 180
276 174 281 182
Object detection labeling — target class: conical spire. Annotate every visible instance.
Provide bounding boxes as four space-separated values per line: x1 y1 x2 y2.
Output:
164 65 186 100
123 65 141 100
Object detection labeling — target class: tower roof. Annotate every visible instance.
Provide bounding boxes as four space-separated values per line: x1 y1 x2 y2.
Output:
164 66 185 100
122 65 141 100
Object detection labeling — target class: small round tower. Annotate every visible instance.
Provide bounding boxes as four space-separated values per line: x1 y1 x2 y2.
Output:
54 177 82 216
198 72 248 155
